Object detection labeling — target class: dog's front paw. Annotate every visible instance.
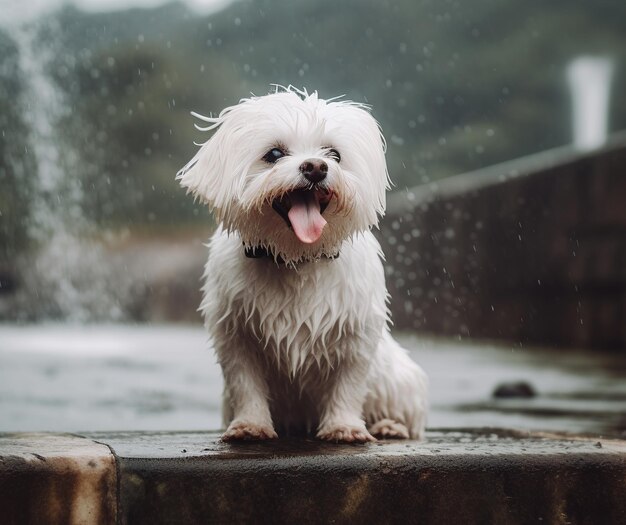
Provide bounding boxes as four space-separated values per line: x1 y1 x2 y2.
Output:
222 420 278 442
317 424 376 444
369 418 410 439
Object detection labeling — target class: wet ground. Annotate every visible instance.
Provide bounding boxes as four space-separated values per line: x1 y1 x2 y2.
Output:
0 325 624 437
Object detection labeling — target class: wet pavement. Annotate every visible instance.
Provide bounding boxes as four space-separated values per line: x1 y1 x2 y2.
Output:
0 325 625 438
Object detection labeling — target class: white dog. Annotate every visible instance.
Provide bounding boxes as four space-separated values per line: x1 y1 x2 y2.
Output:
178 86 427 443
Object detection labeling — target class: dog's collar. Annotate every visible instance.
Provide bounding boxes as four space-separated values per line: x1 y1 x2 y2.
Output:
244 245 339 265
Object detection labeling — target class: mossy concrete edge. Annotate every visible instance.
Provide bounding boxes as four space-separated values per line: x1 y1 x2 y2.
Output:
0 432 117 525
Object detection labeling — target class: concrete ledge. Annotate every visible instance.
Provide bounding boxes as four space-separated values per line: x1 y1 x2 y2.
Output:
0 433 117 525
1 429 626 524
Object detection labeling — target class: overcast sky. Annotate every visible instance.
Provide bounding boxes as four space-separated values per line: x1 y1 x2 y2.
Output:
2 0 232 24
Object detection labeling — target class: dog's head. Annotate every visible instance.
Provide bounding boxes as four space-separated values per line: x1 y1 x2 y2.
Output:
177 86 390 264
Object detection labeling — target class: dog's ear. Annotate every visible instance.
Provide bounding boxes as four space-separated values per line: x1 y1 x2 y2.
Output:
354 106 391 223
176 107 247 213
329 102 391 225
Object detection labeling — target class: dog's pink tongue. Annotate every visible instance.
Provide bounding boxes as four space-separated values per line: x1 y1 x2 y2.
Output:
288 191 327 244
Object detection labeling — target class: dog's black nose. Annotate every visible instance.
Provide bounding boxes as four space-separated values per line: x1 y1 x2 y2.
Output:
300 159 328 184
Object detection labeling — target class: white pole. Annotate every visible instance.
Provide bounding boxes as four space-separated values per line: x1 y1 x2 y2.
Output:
567 56 614 151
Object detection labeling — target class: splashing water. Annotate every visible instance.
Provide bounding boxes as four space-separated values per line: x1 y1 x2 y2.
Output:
3 19 126 322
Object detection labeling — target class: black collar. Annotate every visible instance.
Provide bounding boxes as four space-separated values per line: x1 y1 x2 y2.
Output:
244 245 339 265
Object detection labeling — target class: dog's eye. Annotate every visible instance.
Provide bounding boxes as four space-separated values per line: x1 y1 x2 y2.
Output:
327 148 341 163
262 147 286 164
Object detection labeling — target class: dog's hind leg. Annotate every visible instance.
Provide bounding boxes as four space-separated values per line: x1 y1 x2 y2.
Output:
364 331 428 440
368 418 410 439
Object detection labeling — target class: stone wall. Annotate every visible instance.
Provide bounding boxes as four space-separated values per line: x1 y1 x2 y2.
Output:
378 134 626 350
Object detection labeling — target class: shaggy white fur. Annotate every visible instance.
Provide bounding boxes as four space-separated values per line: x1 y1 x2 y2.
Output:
178 86 428 442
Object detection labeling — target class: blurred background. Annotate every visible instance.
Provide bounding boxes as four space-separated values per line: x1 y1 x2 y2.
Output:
0 0 625 437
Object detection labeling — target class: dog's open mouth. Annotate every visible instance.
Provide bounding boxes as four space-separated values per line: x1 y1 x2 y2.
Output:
272 188 333 244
